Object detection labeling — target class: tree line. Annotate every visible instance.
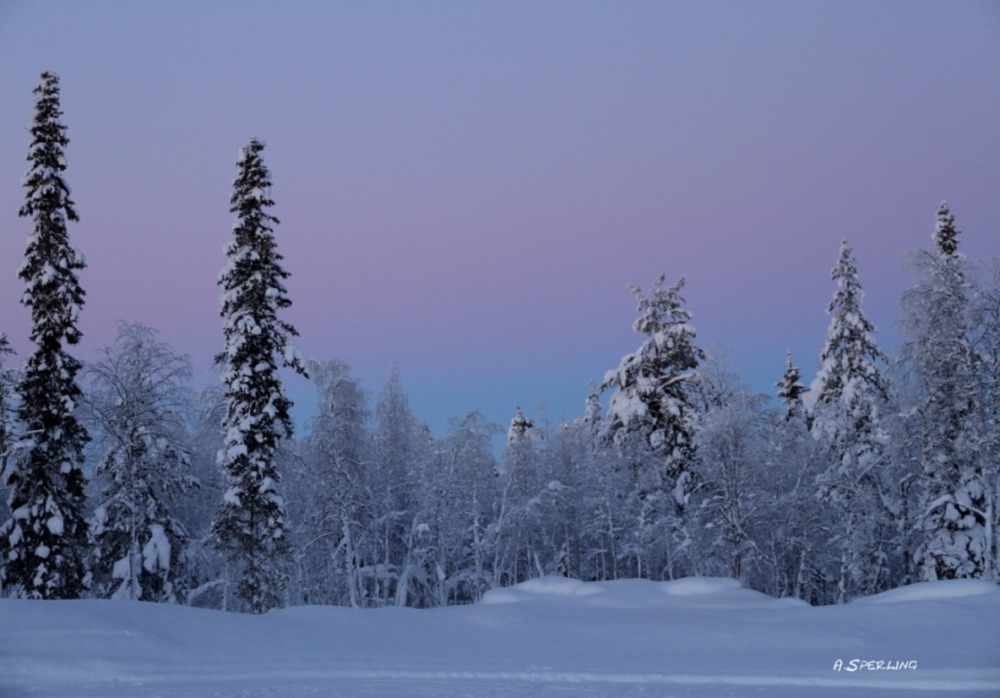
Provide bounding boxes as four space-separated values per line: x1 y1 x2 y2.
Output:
1 72 997 612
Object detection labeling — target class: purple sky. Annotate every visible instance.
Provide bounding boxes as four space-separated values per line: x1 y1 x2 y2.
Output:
1 1 998 438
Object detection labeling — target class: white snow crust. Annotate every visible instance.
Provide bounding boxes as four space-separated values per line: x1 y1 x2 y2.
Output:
1 576 997 697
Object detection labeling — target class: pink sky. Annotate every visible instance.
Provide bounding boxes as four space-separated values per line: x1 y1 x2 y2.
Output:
1 1 998 435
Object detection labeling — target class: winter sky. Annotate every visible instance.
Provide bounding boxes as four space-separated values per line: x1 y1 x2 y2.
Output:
0 1 998 436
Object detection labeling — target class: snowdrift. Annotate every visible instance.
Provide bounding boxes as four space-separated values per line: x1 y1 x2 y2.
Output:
1 577 998 697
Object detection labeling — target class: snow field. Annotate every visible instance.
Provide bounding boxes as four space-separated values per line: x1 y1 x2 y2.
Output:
1 576 998 697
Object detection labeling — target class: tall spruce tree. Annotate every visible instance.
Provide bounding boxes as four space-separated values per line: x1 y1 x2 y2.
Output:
212 138 306 613
902 203 989 580
0 72 90 599
811 239 891 601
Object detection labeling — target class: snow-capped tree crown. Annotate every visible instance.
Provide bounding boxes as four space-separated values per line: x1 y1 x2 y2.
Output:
776 351 807 419
19 72 78 221
18 71 85 350
600 274 705 510
813 239 888 410
602 275 704 433
934 201 960 258
216 138 306 440
630 275 695 340
507 405 535 444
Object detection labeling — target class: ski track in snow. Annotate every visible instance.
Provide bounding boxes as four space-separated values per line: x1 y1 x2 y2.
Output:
11 669 1000 698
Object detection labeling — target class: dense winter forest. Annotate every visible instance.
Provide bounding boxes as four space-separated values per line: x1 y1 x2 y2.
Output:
2 72 998 612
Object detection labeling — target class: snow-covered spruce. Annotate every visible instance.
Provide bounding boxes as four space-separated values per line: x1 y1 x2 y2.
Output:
767 356 827 602
775 351 807 422
602 275 704 506
810 239 893 602
901 203 990 581
600 274 705 578
0 71 90 600
0 334 16 467
212 138 306 613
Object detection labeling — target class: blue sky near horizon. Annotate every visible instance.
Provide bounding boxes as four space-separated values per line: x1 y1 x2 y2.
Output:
1 1 998 437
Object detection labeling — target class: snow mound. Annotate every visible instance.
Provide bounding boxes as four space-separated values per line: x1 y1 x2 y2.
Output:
853 579 1000 604
481 575 780 610
660 576 742 596
482 575 603 604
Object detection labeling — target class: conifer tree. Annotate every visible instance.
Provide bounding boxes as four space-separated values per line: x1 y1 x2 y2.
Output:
0 335 15 466
601 275 705 579
0 72 90 599
813 240 889 417
767 364 823 602
212 138 306 613
903 203 989 580
811 239 891 601
775 351 807 422
602 275 705 510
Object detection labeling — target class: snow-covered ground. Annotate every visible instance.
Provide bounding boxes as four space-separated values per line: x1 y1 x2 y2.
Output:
2 577 998 697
